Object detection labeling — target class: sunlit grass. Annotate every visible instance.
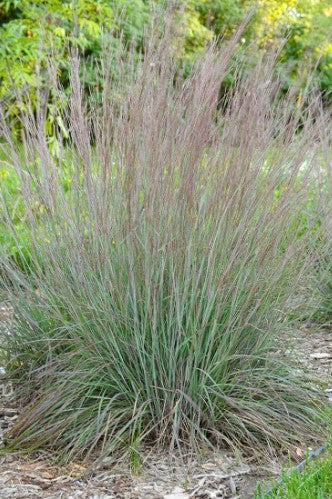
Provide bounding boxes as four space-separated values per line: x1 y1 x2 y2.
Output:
0 30 330 463
256 439 332 498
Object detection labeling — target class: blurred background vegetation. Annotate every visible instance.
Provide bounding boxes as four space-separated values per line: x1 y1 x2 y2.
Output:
0 1 330 263
0 0 331 130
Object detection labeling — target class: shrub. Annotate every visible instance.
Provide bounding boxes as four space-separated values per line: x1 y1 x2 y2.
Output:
0 30 328 463
318 266 332 325
304 125 332 326
314 210 332 325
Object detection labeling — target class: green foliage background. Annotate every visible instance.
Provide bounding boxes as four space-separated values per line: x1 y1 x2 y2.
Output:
0 1 330 259
0 0 331 119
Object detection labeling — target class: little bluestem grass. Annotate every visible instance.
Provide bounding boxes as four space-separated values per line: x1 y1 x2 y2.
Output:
0 28 329 463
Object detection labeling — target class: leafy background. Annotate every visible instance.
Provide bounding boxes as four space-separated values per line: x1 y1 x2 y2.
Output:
0 0 331 264
0 0 331 119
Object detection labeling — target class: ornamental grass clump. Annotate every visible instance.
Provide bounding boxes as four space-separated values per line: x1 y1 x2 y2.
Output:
0 30 328 462
313 137 332 326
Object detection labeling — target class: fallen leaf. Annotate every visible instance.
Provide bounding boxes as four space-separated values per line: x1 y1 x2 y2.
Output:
18 462 46 472
201 462 217 471
164 487 189 499
68 462 87 477
40 470 56 479
309 352 331 359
